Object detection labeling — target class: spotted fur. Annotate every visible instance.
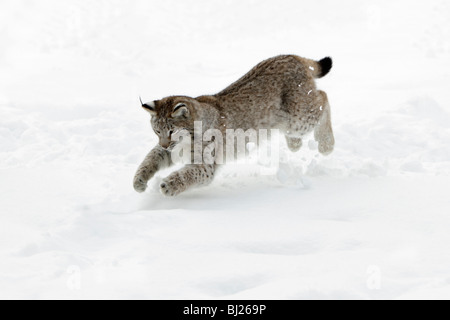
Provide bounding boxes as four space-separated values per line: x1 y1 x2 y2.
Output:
134 55 335 196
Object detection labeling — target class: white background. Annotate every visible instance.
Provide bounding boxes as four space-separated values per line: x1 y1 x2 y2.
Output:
1 0 449 299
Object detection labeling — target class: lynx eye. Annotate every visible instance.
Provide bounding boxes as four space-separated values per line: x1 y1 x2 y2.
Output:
155 130 161 135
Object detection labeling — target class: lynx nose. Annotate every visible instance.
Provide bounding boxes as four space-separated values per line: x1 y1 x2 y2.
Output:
159 137 170 149
159 130 173 149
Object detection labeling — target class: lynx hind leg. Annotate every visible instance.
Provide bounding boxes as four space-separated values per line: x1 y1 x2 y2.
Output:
285 136 303 152
314 90 335 155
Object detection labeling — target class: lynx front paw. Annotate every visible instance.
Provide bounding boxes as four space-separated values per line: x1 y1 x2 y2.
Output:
160 175 185 197
133 175 148 193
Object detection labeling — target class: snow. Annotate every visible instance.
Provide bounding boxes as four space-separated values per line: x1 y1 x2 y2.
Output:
1 0 450 300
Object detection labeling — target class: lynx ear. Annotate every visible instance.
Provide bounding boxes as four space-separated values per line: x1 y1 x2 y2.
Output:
171 103 189 118
140 98 157 115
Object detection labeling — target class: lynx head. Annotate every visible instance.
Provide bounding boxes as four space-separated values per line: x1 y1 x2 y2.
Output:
141 96 197 150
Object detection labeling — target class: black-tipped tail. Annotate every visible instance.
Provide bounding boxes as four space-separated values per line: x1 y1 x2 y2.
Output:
318 57 333 78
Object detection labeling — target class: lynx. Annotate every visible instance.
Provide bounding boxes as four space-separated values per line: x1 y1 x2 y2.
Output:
134 55 335 196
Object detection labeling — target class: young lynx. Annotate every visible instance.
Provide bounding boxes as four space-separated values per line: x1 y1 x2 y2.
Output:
134 55 334 196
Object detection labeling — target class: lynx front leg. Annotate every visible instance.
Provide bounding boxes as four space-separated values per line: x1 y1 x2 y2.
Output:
133 145 172 193
160 164 216 197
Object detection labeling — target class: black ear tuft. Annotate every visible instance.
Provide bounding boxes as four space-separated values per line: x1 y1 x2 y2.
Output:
141 100 157 114
142 103 155 111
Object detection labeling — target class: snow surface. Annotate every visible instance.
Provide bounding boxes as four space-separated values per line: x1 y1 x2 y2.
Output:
1 0 450 299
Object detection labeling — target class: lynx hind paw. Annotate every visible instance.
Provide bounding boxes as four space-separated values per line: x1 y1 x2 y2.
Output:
318 138 334 155
285 136 303 153
160 176 184 197
315 130 335 156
